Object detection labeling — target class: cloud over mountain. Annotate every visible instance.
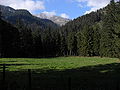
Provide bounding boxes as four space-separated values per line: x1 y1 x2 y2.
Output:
42 11 56 18
0 0 45 12
60 13 69 19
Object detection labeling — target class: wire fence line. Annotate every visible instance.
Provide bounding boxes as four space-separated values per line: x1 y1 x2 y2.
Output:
0 64 120 90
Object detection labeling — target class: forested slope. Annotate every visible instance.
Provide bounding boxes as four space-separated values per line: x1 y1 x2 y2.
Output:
58 0 120 57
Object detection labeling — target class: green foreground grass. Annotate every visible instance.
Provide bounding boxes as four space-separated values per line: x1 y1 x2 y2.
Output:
0 57 119 71
0 57 120 89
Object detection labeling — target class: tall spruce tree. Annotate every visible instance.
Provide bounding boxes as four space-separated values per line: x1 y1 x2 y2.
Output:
87 26 94 56
0 11 2 57
77 25 89 56
100 0 117 57
67 32 77 55
93 24 100 56
76 31 83 56
34 34 42 57
113 1 120 58
16 20 33 57
60 35 68 56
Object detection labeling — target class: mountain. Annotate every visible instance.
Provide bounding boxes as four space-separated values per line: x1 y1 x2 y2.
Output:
35 13 70 26
0 5 58 31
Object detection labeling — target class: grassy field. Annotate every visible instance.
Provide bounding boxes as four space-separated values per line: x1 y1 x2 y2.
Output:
0 57 119 71
0 57 120 90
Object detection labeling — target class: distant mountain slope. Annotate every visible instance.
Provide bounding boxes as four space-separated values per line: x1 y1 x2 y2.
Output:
0 5 58 30
35 13 70 26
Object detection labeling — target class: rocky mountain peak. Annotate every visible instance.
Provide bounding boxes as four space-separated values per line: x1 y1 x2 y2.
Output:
35 13 70 26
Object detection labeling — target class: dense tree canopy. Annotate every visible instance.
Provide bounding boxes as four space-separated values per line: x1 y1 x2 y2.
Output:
0 19 20 57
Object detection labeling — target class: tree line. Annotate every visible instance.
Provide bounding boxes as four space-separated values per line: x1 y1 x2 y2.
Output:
0 0 120 58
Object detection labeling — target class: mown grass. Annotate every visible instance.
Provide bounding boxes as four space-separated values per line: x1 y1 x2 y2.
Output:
0 57 119 71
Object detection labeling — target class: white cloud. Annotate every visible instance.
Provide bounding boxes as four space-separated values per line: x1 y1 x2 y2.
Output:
0 0 45 12
42 11 56 17
75 0 110 14
41 11 70 19
78 3 84 8
60 13 69 18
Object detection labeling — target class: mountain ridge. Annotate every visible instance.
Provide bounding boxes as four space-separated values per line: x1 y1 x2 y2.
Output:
35 13 70 26
0 5 58 31
0 5 70 27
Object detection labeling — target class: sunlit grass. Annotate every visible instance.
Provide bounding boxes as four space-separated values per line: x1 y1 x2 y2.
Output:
0 57 119 71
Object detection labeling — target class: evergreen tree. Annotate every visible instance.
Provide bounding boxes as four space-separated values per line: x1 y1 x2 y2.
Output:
16 21 33 57
113 1 120 58
54 31 61 56
34 34 43 57
92 24 100 56
0 18 2 57
42 29 53 57
77 26 89 56
0 19 20 57
76 32 82 56
77 25 95 56
67 32 77 55
87 26 94 56
100 0 117 57
60 35 68 56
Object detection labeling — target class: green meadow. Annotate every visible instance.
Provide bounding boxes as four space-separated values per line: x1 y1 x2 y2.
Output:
0 57 119 71
0 57 120 90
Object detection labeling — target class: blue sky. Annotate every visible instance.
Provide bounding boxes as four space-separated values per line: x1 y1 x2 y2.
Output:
0 0 111 19
36 0 91 19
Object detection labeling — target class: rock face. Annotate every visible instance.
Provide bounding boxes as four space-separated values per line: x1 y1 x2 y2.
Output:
35 13 70 26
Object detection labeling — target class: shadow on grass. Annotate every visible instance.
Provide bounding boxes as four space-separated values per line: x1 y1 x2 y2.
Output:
0 63 120 90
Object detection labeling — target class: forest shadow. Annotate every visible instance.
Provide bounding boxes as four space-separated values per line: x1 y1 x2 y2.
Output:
0 63 120 90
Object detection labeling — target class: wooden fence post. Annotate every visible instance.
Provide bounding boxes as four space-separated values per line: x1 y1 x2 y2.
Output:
116 80 119 90
28 69 32 90
3 64 5 81
68 77 71 90
3 64 6 90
